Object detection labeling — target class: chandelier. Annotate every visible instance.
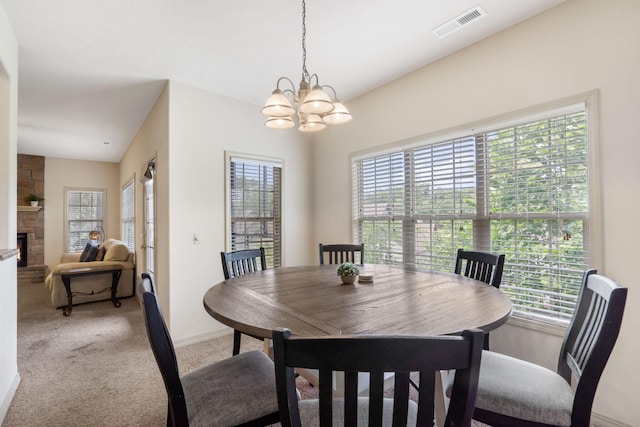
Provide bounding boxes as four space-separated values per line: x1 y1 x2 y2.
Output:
261 0 352 133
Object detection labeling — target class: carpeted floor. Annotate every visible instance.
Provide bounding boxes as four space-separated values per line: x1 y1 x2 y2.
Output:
4 280 485 427
3 280 275 426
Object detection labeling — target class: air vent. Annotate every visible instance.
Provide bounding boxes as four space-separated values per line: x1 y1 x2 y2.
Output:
433 5 487 38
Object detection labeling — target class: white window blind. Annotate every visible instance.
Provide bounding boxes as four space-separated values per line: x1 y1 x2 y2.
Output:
228 156 282 268
353 105 590 324
121 179 135 251
66 189 105 252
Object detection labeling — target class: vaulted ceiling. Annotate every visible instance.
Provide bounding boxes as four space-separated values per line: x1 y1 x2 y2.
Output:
2 0 565 162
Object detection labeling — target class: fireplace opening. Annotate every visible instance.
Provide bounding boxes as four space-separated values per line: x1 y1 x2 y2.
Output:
17 233 28 267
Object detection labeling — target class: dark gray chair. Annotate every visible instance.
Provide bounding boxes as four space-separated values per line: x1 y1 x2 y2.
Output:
469 269 627 427
319 243 364 265
221 247 267 279
138 275 279 427
454 248 505 288
273 328 483 427
455 248 506 349
220 247 268 355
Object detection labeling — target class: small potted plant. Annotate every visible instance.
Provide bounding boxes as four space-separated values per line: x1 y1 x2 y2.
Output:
337 262 360 285
24 193 44 207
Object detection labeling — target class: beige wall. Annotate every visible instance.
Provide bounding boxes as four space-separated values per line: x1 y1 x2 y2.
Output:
313 0 640 424
43 158 120 268
119 82 170 322
166 81 313 342
119 81 314 343
0 2 19 423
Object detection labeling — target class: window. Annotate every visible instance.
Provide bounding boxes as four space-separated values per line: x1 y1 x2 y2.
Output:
66 189 105 252
142 162 155 275
353 101 594 324
121 179 135 252
226 154 282 268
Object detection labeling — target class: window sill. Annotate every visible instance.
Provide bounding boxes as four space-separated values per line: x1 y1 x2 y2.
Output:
506 315 567 338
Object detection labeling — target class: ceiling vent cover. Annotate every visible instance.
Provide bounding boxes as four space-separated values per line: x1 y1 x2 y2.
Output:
433 5 487 38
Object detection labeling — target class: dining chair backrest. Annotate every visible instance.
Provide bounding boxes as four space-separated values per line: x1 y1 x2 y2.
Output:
454 248 505 288
471 269 627 427
318 243 364 265
272 328 483 427
138 275 188 426
221 247 267 280
557 269 627 424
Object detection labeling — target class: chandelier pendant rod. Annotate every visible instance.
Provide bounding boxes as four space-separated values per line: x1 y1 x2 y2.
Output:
301 0 309 81
261 0 353 132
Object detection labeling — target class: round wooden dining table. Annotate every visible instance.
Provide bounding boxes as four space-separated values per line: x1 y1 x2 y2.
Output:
203 264 512 339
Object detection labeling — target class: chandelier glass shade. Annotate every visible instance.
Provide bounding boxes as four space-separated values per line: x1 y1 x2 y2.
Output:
261 0 352 133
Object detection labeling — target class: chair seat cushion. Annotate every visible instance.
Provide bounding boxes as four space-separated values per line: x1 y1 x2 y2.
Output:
298 397 418 426
181 350 278 427
475 350 574 426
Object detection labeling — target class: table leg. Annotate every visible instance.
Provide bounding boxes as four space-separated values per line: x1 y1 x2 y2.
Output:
110 270 123 308
61 275 73 317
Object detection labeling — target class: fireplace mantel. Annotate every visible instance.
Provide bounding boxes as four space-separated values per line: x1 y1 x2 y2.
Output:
0 248 19 261
17 206 42 212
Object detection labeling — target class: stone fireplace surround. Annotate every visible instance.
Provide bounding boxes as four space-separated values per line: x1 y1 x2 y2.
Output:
17 154 48 281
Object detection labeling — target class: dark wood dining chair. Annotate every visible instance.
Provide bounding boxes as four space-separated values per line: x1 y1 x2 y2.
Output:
221 247 267 279
138 275 280 427
272 328 483 427
318 243 364 265
454 248 505 288
454 248 505 350
469 269 627 427
221 247 269 355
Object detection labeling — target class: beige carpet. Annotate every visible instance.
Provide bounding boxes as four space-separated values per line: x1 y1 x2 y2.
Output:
3 280 272 426
4 280 485 427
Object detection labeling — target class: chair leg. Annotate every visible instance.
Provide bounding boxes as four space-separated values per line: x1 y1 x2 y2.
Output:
233 329 242 356
483 333 490 350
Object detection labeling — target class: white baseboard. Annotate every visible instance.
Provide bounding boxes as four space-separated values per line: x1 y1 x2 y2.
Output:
592 411 631 427
0 372 21 425
173 328 232 348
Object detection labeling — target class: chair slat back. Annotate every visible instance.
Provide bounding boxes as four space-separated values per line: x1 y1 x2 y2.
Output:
454 248 505 288
221 247 267 279
557 269 627 425
138 276 188 426
559 269 627 381
319 243 364 265
273 329 483 427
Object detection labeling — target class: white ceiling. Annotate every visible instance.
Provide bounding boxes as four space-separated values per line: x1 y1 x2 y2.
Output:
2 0 565 163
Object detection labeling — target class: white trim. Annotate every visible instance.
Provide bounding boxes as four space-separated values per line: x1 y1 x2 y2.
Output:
506 315 567 338
173 328 232 348
223 150 285 257
591 411 631 427
585 90 603 272
0 372 20 425
350 91 596 161
63 187 107 253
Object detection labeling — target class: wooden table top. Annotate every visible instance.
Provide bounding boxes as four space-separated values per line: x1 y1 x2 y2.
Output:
203 264 512 338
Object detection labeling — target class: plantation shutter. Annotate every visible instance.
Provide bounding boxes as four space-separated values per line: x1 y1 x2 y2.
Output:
485 107 589 322
121 179 135 251
353 137 477 271
353 102 590 324
229 157 282 268
66 189 105 252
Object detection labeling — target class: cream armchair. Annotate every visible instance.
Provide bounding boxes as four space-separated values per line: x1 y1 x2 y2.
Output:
45 238 135 314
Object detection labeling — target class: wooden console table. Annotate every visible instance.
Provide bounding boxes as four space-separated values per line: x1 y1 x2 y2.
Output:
60 267 123 316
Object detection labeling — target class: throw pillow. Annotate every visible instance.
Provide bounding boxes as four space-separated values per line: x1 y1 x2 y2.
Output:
79 241 99 262
95 245 106 261
103 243 130 261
